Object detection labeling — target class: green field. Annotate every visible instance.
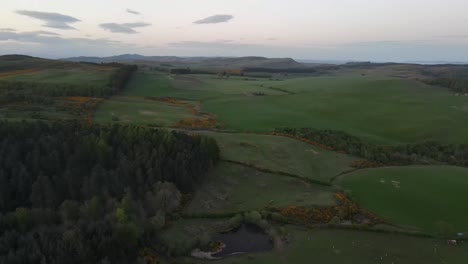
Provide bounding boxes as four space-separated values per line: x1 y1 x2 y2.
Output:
120 71 173 97
1 67 115 86
0 60 123 122
133 70 468 262
3 56 467 263
184 162 336 215
94 96 196 126
338 166 468 233
201 76 468 144
198 132 357 182
186 227 468 264
106 71 468 144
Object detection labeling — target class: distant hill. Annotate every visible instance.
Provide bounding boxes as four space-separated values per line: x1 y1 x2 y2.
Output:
0 54 61 73
62 54 306 69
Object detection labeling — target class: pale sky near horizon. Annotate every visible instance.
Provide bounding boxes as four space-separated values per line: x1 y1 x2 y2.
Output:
1 0 468 61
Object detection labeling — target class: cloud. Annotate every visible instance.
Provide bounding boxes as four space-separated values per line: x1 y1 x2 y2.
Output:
0 31 116 46
0 30 137 58
0 28 16 32
15 10 80 30
100 22 151 34
193 14 233 24
126 9 141 15
30 30 61 36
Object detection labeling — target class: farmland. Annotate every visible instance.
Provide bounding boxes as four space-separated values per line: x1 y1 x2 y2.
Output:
0 67 114 86
183 162 337 215
197 131 358 183
99 70 468 144
1 55 468 263
108 68 467 263
0 55 134 123
338 166 468 233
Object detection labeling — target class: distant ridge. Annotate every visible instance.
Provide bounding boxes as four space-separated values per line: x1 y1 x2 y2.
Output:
62 54 306 69
0 54 61 72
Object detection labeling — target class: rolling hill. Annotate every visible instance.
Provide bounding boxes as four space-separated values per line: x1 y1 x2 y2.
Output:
62 54 306 69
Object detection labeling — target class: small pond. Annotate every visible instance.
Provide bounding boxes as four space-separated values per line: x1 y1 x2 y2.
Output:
212 223 273 257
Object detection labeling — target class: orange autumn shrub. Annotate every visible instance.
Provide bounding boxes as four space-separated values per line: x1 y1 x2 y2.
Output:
270 192 384 227
174 117 217 129
350 160 382 169
0 69 41 78
62 97 104 125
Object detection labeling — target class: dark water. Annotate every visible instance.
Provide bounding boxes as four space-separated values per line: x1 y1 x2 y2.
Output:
212 223 273 257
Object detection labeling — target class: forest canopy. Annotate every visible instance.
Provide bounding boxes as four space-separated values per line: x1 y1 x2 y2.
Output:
0 121 219 263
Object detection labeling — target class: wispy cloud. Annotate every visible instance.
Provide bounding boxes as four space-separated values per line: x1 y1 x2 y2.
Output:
126 8 141 15
0 30 136 58
0 28 16 32
100 22 151 34
30 30 61 36
193 14 233 24
15 10 80 30
0 30 116 46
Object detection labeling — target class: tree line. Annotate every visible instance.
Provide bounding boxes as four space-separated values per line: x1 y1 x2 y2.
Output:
423 78 468 94
243 67 318 73
0 121 219 263
0 64 137 98
275 128 468 167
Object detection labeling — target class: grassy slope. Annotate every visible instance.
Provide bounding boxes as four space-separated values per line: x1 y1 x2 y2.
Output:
91 69 468 262
0 55 59 73
120 71 173 97
199 131 357 182
184 162 336 215
94 71 199 125
188 227 468 264
2 67 114 86
0 60 118 122
100 71 468 144
93 96 196 126
130 72 468 144
201 75 468 144
338 166 468 233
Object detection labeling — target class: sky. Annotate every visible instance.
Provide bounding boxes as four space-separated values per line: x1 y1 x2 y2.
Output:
1 0 468 62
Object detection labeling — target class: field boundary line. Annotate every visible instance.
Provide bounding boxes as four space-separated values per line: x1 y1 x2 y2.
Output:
221 159 332 187
329 168 360 183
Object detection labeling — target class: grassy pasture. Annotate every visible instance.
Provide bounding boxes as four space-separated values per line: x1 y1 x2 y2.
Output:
0 55 60 73
183 162 336 215
97 70 468 144
93 96 197 126
120 71 173 97
198 132 358 182
0 65 119 122
200 75 468 144
338 166 468 233
128 72 468 144
187 227 468 264
1 67 115 86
